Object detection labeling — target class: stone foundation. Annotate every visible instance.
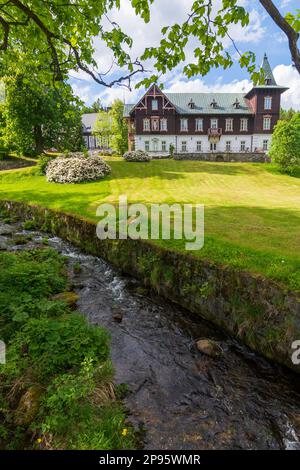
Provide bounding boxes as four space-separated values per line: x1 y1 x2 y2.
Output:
174 152 270 163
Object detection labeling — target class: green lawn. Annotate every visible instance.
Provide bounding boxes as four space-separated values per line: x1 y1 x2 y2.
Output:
0 157 299 291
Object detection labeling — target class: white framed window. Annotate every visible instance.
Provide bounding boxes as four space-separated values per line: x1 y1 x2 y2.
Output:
196 141 202 152
263 139 268 151
160 118 168 131
145 141 150 152
226 141 231 152
151 118 159 131
162 141 167 152
143 119 150 131
152 99 158 111
195 118 203 132
210 142 217 151
264 96 272 110
240 118 248 132
240 141 246 152
180 119 188 132
210 118 218 129
153 139 159 152
181 141 187 152
225 118 233 132
263 117 271 130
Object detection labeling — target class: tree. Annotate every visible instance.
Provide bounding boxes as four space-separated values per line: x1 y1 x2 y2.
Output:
82 99 103 114
0 0 146 88
93 111 113 149
270 114 300 174
0 1 299 88
280 108 299 121
110 99 128 155
3 76 83 155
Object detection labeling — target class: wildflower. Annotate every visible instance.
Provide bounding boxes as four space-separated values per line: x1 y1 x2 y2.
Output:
36 438 42 444
121 428 128 437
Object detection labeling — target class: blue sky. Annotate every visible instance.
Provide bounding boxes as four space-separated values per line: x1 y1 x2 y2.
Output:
70 0 300 109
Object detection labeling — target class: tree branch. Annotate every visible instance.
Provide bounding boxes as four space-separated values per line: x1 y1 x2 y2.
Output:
259 0 300 74
6 0 144 88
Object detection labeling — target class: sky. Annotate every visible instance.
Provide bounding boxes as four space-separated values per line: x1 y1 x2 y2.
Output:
69 0 300 110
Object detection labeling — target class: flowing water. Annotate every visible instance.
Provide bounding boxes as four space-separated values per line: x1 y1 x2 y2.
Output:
1 221 300 450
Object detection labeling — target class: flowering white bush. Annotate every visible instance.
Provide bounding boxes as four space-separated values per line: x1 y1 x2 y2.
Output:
123 150 151 162
46 156 111 183
58 151 87 159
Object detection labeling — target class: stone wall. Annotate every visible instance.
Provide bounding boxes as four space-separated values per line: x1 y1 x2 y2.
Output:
174 152 269 163
1 200 299 374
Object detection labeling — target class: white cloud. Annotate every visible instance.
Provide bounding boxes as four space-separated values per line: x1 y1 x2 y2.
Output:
273 64 300 110
71 83 93 103
165 74 252 94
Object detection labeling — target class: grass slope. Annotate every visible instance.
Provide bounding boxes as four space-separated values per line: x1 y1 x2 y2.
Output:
0 248 134 450
0 158 299 291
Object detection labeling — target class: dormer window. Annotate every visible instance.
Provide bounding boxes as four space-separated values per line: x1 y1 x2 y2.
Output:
233 98 240 109
265 78 271 85
210 99 217 109
188 99 195 109
152 99 158 111
264 96 272 110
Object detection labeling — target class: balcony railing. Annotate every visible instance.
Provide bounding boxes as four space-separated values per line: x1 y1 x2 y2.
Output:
208 128 222 136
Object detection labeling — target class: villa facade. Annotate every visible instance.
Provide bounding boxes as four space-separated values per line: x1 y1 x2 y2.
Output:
124 54 287 162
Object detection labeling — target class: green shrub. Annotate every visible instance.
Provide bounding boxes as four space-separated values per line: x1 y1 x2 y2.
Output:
0 248 133 450
270 113 300 175
38 155 54 175
0 249 67 341
23 219 38 230
8 314 110 381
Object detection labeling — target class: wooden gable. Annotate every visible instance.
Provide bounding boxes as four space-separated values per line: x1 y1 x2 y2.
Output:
132 85 175 113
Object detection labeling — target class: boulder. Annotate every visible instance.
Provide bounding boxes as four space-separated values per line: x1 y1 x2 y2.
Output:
0 223 14 236
196 339 223 358
0 235 11 250
15 386 44 426
52 291 79 309
113 310 123 323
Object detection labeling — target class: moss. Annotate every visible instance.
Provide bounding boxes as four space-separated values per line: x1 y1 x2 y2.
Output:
199 281 215 299
52 291 79 309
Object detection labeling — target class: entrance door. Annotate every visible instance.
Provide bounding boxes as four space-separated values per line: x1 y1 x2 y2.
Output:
210 142 217 152
153 139 159 152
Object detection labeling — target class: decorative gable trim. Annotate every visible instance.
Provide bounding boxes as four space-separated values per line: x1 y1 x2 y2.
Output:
130 85 176 114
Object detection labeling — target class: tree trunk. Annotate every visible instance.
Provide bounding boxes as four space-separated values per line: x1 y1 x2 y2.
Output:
34 125 43 155
259 0 300 75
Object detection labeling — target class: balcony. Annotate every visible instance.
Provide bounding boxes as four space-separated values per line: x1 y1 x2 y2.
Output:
208 128 222 137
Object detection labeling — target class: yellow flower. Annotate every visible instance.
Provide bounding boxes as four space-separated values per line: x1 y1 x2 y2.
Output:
121 428 128 437
36 438 42 444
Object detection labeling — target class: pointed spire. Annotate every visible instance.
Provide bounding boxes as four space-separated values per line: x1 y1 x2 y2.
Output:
261 53 277 86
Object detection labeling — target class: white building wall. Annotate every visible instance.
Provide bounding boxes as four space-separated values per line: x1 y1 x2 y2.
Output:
135 134 264 154
253 134 272 153
135 135 176 153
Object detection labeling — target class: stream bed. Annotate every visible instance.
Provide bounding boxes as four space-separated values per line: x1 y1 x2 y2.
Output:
1 221 300 450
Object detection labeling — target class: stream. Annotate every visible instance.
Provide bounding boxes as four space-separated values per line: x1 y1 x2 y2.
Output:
1 220 300 450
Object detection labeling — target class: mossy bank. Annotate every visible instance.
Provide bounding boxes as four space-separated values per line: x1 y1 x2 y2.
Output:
1 200 299 374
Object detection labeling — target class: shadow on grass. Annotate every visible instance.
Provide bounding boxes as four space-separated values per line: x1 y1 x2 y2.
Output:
263 163 300 179
108 159 247 179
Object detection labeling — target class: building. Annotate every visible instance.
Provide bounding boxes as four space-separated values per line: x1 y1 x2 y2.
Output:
123 54 288 162
82 113 100 150
82 110 112 150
